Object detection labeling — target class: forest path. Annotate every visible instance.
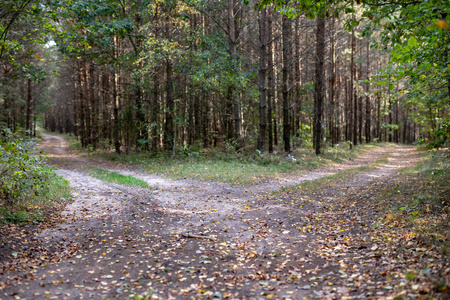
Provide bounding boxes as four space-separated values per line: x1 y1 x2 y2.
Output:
0 133 431 300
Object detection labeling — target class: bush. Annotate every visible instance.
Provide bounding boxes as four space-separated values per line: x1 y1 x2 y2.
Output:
0 129 70 222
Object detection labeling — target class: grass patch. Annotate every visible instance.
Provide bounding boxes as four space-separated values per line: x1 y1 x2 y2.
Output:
86 167 149 188
93 142 393 185
38 127 393 185
1 174 71 224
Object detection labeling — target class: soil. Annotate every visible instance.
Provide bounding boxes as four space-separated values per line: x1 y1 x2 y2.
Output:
0 133 448 299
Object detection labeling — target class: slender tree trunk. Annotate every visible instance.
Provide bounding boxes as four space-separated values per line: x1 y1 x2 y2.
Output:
76 59 86 148
294 17 301 137
228 0 242 148
365 41 371 143
351 33 357 146
82 56 91 147
112 36 121 154
258 7 267 151
267 8 274 153
282 14 291 153
164 59 174 151
164 10 174 151
345 77 350 141
358 42 363 144
73 79 79 137
151 6 160 152
314 15 325 155
26 79 32 135
89 64 97 149
329 18 336 145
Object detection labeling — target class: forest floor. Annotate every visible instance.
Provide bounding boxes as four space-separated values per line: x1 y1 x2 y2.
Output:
0 133 448 299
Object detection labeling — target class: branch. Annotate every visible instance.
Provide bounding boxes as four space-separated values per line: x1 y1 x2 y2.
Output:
0 0 33 60
362 0 423 7
180 233 216 240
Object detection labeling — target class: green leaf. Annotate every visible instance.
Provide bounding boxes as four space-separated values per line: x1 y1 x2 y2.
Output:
405 272 415 280
399 204 408 211
408 36 417 48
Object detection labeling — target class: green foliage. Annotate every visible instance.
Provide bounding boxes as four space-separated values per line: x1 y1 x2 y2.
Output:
0 129 53 205
428 119 450 150
362 0 450 148
0 128 71 223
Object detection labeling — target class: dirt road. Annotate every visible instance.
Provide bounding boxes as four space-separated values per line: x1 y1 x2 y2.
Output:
2 133 446 299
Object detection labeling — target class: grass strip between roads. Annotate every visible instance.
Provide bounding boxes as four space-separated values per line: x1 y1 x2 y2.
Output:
85 167 149 188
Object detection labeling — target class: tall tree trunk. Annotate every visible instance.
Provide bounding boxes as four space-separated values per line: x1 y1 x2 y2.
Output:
345 77 350 141
151 5 160 152
164 59 174 151
314 15 325 155
365 41 371 143
82 56 91 148
351 27 358 146
73 79 79 137
164 10 174 151
26 79 32 135
329 17 336 145
282 14 291 153
76 59 86 148
228 0 242 148
89 64 97 150
267 8 274 153
112 37 121 154
294 17 301 137
257 7 267 151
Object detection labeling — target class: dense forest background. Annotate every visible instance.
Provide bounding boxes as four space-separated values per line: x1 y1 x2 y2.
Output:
1 0 449 155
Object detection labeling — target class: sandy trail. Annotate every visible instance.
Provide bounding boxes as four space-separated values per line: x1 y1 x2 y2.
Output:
0 133 423 300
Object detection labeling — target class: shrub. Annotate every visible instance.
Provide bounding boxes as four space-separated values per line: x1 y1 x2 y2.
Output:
0 129 70 222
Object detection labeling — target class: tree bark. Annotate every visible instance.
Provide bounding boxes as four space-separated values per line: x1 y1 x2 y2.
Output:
228 0 242 149
267 8 274 153
282 14 291 153
26 79 32 135
257 7 267 151
365 41 371 143
314 16 325 155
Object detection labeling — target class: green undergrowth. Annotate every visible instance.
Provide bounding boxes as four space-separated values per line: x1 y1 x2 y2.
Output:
1 129 71 224
0 175 72 224
37 129 393 185
85 167 149 188
374 149 449 253
93 143 392 185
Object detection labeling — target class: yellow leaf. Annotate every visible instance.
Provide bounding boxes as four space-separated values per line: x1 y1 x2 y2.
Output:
436 20 447 28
